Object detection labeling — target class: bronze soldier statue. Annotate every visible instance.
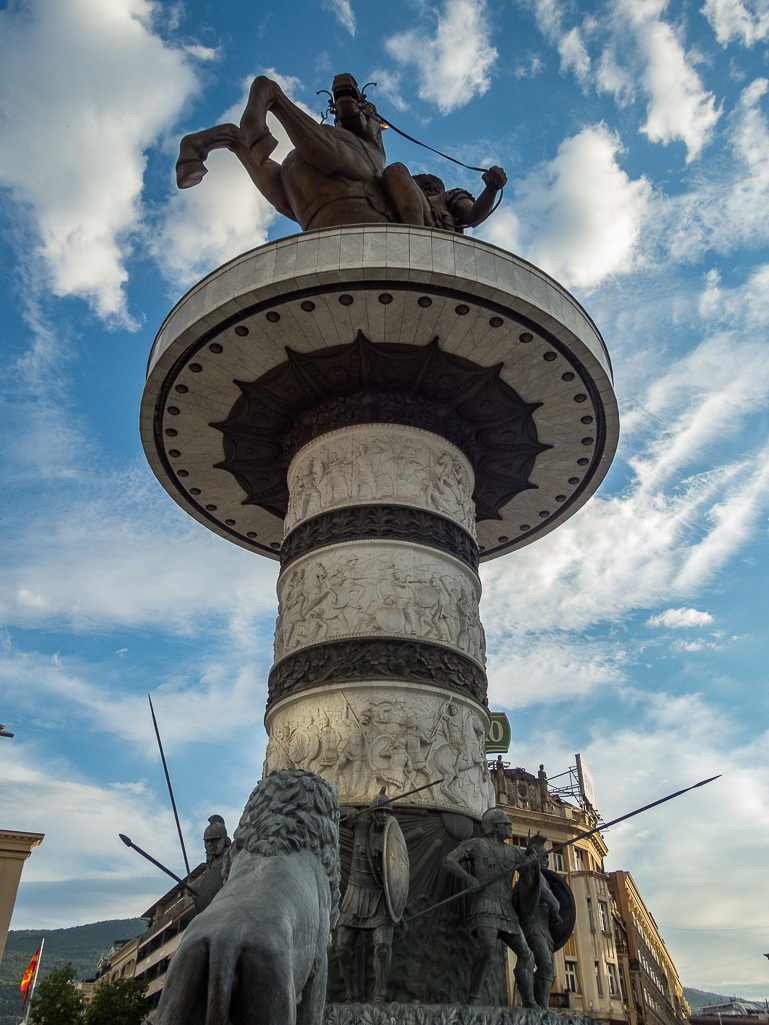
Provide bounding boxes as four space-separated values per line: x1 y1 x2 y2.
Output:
194 814 232 914
443 808 536 1006
336 787 409 1003
513 832 577 1009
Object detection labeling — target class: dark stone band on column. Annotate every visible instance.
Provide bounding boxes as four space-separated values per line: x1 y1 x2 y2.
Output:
280 504 480 572
267 637 488 709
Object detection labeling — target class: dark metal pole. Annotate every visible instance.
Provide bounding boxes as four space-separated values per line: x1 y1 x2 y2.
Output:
404 774 721 923
148 693 191 877
119 834 197 896
550 774 722 855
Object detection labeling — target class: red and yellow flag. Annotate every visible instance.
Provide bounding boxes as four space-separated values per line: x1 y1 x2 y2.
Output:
20 946 41 1007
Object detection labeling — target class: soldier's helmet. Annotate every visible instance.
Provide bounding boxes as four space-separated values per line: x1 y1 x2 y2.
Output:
204 815 229 841
369 786 393 813
481 808 510 835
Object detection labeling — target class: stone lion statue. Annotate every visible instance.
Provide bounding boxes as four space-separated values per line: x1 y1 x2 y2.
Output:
155 769 340 1025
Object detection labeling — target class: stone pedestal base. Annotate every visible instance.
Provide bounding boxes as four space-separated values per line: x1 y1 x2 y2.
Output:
325 1005 597 1025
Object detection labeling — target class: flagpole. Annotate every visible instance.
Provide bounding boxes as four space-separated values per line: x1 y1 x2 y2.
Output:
22 937 44 1024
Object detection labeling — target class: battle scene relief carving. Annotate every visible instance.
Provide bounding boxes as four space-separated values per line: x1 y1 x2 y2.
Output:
264 686 494 816
274 541 484 666
284 424 476 536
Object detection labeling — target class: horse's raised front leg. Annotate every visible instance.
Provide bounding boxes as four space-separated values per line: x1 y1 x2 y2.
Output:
241 75 345 175
240 76 284 166
176 124 244 189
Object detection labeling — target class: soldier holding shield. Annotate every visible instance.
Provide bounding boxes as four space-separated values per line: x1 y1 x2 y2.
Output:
336 787 409 1004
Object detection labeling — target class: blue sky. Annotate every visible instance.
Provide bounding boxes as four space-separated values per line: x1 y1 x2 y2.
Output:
1 0 769 999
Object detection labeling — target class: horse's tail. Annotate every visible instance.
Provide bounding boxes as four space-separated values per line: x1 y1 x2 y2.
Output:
205 935 240 1025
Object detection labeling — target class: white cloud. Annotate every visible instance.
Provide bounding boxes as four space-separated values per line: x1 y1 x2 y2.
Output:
601 0 722 162
0 642 269 751
0 0 200 324
647 607 715 628
558 27 592 87
702 0 769 47
322 0 356 36
651 80 769 263
368 69 409 113
483 124 651 289
0 459 278 638
0 743 187 925
385 0 498 114
153 71 318 288
479 317 769 697
510 693 769 994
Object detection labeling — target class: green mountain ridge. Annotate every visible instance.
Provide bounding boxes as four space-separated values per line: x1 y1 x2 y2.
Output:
0 918 146 1025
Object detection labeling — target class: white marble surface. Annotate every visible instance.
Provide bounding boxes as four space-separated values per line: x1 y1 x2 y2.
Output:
264 680 494 816
285 424 476 536
140 225 619 561
274 539 484 666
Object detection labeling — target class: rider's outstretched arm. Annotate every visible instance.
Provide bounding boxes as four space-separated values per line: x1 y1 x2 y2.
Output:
453 165 508 228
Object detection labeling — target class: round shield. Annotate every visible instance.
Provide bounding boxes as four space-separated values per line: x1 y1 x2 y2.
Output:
375 603 405 633
543 868 576 951
382 815 410 923
511 865 576 952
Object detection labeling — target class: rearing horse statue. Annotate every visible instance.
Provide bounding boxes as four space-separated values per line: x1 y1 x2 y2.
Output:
176 73 507 233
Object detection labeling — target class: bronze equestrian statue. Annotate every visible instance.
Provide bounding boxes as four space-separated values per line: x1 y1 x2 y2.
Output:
176 72 507 233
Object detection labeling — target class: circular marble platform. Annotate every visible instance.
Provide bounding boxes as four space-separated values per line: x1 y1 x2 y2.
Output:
141 225 618 561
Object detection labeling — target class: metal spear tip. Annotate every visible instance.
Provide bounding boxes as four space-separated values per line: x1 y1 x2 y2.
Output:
694 774 722 786
119 834 132 847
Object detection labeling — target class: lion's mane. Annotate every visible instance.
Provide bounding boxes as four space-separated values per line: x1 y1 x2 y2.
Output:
223 769 340 916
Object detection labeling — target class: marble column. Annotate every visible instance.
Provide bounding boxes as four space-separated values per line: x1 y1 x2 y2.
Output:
263 422 494 817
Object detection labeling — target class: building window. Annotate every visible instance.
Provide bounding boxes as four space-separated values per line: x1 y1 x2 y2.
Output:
607 963 619 997
587 896 594 931
575 848 585 870
603 933 614 959
595 961 603 997
599 901 609 932
565 962 580 993
619 969 628 1001
552 851 565 872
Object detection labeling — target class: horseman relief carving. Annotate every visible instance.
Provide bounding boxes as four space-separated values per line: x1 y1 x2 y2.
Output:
175 73 507 233
264 689 493 816
274 542 485 665
285 424 477 535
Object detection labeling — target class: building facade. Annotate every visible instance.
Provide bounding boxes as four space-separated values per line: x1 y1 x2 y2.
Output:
0 828 44 965
608 871 690 1025
491 761 688 1025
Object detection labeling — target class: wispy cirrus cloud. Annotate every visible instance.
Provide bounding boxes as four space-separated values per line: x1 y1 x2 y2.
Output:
322 0 356 36
526 0 721 161
702 0 769 47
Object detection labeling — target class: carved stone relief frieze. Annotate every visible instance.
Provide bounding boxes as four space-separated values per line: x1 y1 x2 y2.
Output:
266 637 488 708
274 540 484 666
264 683 495 817
280 504 479 572
284 424 477 537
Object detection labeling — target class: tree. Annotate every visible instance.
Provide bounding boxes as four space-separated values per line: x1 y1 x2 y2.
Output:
30 963 84 1025
84 977 149 1025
